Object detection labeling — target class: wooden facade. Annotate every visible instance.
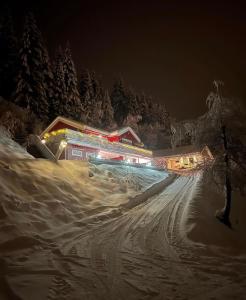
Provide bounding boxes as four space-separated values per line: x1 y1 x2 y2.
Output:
40 117 152 164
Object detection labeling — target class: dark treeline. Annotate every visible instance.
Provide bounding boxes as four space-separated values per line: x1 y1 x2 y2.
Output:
0 10 171 148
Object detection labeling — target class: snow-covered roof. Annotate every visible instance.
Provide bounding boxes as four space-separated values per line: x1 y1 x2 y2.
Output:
40 116 109 138
153 145 212 158
109 127 141 143
40 117 142 143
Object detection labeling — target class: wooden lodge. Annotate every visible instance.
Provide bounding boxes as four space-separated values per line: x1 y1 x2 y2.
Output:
40 117 152 165
39 117 213 170
153 145 214 170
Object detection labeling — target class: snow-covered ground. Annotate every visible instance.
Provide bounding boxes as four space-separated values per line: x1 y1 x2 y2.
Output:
0 130 246 300
0 126 33 161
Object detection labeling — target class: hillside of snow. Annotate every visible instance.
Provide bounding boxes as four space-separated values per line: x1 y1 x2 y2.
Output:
0 126 33 161
0 130 246 300
0 130 169 299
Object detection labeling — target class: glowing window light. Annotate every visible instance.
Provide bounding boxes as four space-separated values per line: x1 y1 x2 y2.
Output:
60 140 67 148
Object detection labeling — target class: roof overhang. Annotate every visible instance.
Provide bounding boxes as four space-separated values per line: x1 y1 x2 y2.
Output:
109 127 141 143
40 117 142 144
157 151 201 159
40 116 110 138
40 116 83 138
153 145 213 159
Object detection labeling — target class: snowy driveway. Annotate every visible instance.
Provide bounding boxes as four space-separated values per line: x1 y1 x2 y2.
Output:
50 173 209 300
82 175 201 299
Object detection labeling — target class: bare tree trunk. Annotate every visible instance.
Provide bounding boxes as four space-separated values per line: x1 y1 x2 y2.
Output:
216 125 232 227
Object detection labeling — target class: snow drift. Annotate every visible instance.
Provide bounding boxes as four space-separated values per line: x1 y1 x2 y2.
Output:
0 130 168 299
186 171 246 253
0 126 33 161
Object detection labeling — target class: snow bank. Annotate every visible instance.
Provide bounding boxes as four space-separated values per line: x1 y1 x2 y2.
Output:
0 126 33 160
186 171 246 254
0 159 167 250
0 159 132 253
0 131 169 299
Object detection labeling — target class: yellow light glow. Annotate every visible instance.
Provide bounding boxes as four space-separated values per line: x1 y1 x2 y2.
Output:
60 140 67 148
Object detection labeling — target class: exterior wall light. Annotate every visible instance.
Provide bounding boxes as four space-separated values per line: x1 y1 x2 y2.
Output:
41 139 46 144
60 140 67 148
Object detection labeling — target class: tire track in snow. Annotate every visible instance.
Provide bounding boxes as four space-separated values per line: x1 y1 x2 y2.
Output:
48 172 219 300
66 173 203 300
47 275 72 300
117 174 202 299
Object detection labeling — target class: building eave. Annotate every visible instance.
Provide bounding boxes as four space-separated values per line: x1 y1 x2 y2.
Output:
153 145 212 158
40 116 85 138
41 117 142 144
108 127 141 143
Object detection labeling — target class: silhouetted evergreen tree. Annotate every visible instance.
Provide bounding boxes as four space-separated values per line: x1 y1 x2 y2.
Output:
79 69 92 100
15 13 51 119
91 71 103 102
63 43 81 119
138 93 147 118
79 69 94 123
126 87 139 116
139 95 152 124
161 105 171 131
92 101 103 127
138 93 169 129
101 90 114 129
111 78 129 126
50 46 66 119
90 71 103 126
135 94 142 117
42 40 54 115
0 8 19 99
79 69 105 126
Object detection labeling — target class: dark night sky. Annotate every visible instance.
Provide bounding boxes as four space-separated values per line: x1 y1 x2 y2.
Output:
3 0 246 119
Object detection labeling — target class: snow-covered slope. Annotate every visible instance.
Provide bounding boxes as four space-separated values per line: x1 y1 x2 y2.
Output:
0 126 33 160
0 149 167 248
0 131 169 299
186 171 246 252
0 132 245 300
